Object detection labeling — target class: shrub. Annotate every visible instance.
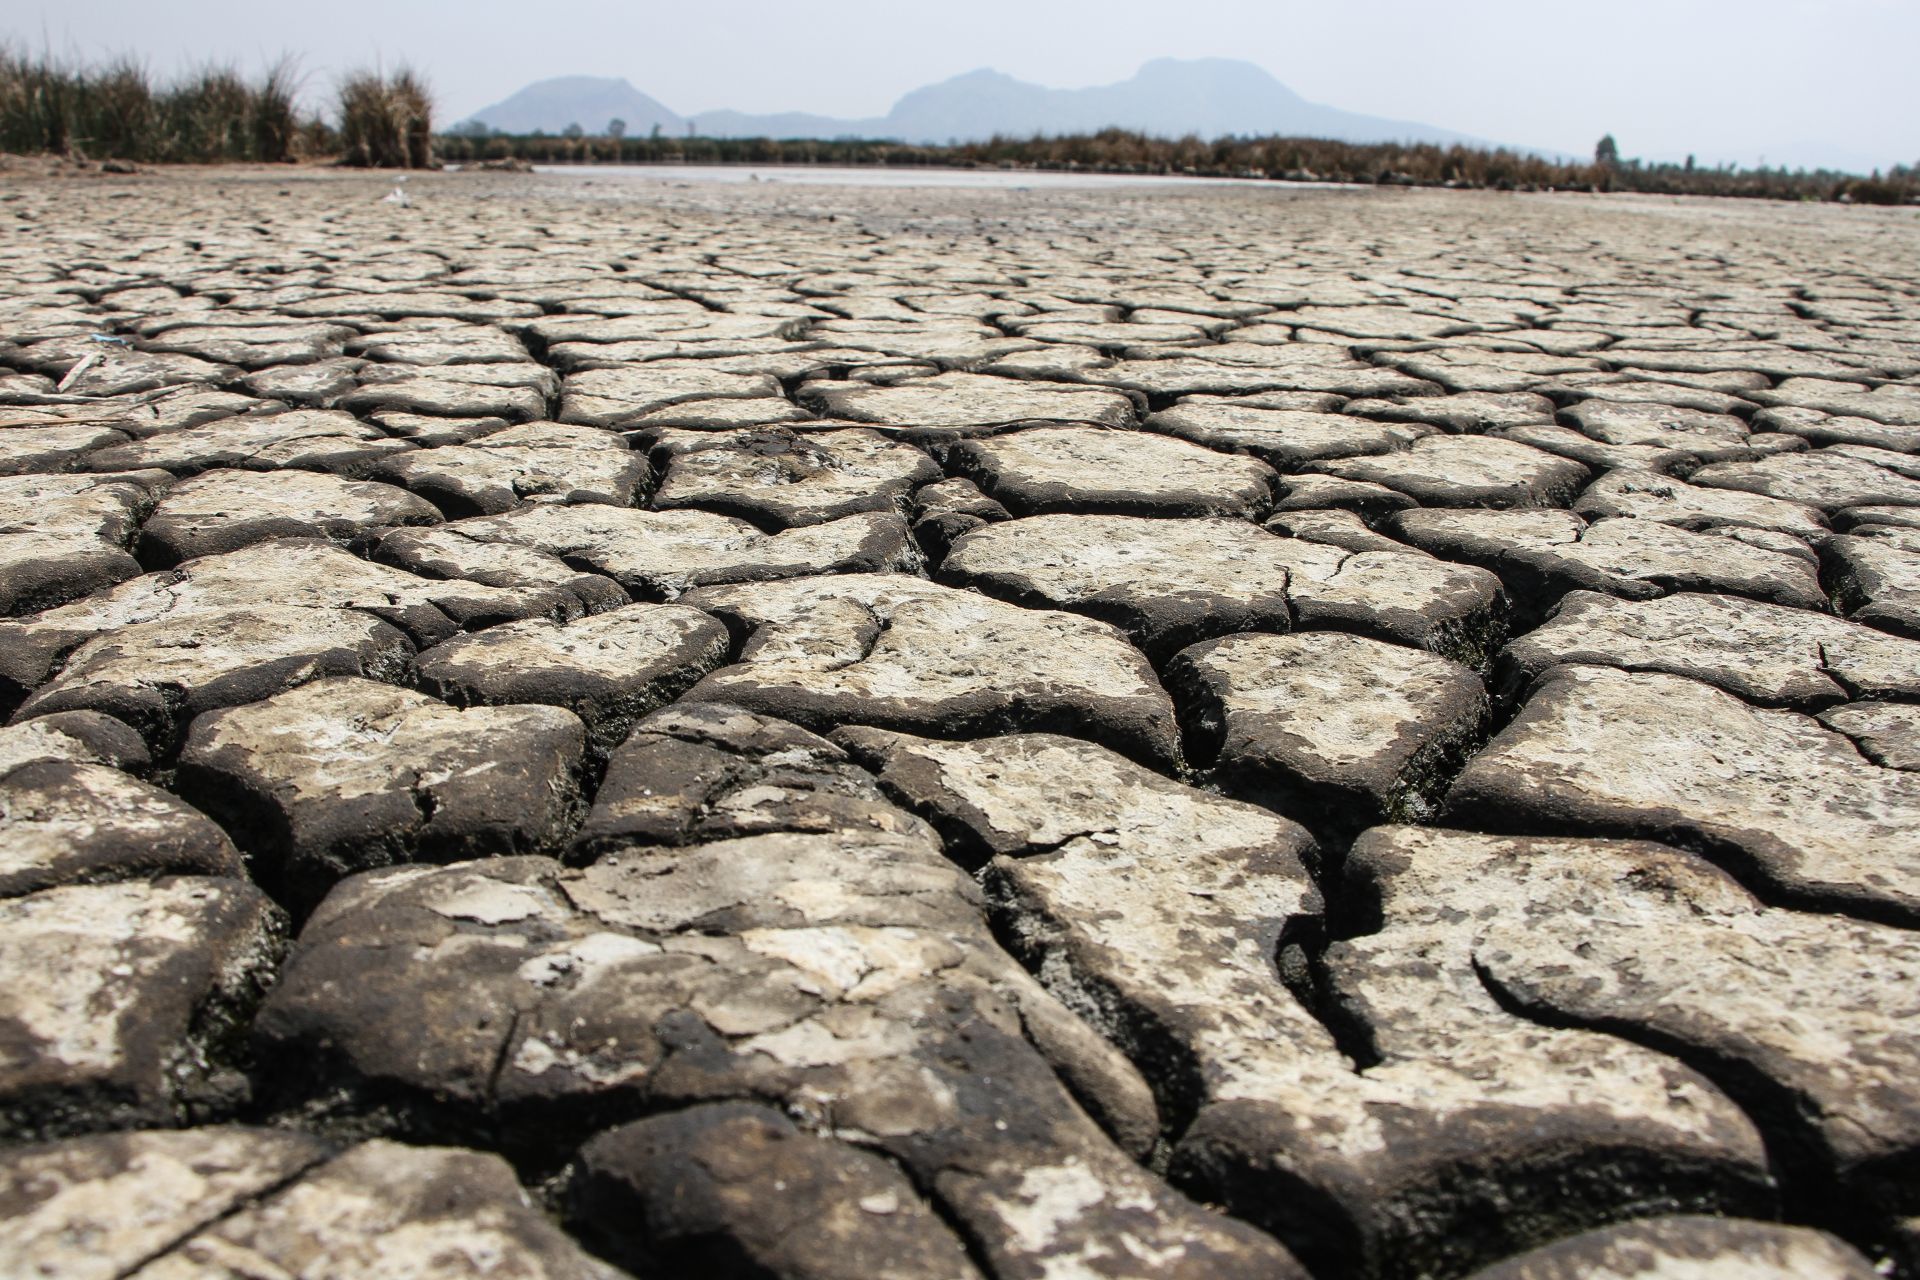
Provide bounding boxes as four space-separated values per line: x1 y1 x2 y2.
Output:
159 65 253 162
337 66 434 168
87 57 156 158
1838 178 1910 206
249 57 301 163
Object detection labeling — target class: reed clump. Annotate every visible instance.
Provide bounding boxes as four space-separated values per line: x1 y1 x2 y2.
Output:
0 47 317 163
336 67 434 168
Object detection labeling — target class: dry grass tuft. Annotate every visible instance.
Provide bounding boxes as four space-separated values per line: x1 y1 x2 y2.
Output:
336 66 434 169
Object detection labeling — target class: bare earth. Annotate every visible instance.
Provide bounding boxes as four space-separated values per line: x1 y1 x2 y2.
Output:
1 166 1918 1280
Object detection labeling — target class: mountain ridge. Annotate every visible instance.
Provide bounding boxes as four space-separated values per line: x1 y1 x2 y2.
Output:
456 59 1499 149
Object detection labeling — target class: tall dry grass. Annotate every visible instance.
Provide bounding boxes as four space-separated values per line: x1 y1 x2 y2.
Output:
336 67 433 168
0 47 315 163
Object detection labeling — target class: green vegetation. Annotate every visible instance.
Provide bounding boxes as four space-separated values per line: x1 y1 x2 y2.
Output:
436 125 1919 204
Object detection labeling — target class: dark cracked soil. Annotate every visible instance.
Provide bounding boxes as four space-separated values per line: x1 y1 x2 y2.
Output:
0 166 1916 1280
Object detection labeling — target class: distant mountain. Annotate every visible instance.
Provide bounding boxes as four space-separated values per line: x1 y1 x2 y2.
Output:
859 60 1486 147
457 59 1496 148
456 75 680 136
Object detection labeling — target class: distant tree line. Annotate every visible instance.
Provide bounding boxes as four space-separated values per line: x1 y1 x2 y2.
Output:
438 124 1918 204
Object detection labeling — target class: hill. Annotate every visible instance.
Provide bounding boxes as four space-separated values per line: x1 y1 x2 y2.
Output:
456 75 680 136
457 59 1492 147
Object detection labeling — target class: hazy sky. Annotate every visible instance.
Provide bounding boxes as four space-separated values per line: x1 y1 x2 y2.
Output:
9 0 1918 171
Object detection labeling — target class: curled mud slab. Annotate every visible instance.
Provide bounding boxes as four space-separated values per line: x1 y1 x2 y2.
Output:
1 167 1917 1279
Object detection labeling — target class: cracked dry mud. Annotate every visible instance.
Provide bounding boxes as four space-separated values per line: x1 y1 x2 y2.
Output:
0 167 1915 1280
